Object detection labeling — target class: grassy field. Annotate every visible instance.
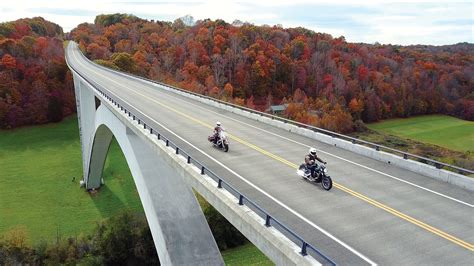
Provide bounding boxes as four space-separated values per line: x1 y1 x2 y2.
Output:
0 115 270 264
0 115 143 242
367 115 473 152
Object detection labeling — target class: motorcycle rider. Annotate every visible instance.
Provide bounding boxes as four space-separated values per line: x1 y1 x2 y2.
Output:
305 147 327 180
212 121 224 144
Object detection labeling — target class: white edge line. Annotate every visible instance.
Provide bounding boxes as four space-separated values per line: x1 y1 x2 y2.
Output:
70 46 377 265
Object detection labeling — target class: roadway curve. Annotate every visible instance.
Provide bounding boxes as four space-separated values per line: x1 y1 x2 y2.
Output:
67 42 473 265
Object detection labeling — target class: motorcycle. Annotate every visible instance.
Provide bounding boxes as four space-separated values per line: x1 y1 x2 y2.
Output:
297 163 332 190
208 131 230 152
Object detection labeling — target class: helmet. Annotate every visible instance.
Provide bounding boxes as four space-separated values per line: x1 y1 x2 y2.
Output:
216 121 221 126
309 148 317 155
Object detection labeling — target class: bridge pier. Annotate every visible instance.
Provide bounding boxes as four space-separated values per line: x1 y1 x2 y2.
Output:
73 76 97 185
72 73 224 265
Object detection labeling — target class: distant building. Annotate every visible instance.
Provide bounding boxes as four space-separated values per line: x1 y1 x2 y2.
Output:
266 104 288 115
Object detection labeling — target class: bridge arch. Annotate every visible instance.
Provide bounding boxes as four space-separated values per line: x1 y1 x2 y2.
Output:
82 104 223 265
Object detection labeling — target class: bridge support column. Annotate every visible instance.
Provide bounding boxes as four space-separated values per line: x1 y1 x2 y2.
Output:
73 74 97 185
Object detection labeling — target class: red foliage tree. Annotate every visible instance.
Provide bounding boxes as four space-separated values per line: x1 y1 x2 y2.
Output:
1 54 17 69
0 17 73 128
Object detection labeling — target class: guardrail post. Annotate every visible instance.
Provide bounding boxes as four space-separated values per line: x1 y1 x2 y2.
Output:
265 215 271 227
166 140 169 146
238 195 244 205
435 163 442 169
375 146 380 151
150 128 153 134
201 166 205 175
187 156 191 164
217 179 222 188
133 115 135 120
301 242 308 256
352 139 357 144
144 124 147 129
176 147 179 154
403 154 408 159
138 119 141 125
157 134 160 140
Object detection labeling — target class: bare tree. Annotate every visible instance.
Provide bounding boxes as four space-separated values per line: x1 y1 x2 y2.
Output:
211 54 227 87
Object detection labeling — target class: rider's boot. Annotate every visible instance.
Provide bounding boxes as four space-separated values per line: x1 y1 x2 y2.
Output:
314 173 322 183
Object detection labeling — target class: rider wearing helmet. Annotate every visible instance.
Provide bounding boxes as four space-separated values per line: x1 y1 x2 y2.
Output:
305 147 327 179
213 121 223 144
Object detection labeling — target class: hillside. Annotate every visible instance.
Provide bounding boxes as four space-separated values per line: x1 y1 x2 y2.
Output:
0 17 75 129
69 14 473 134
1 15 472 132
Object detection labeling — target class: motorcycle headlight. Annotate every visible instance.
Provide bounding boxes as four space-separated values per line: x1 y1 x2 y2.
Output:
323 168 328 174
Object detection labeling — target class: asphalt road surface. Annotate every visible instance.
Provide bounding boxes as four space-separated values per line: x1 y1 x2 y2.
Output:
67 42 473 265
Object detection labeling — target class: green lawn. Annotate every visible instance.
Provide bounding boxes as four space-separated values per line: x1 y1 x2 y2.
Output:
0 115 143 243
0 115 270 264
367 115 474 152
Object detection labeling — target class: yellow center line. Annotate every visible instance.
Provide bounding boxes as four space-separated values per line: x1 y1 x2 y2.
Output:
136 89 474 252
90 61 474 252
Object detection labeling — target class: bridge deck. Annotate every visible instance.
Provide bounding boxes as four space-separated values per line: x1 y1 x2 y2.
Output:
67 44 473 265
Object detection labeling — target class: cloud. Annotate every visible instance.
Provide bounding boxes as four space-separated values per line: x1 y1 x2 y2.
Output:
26 8 97 17
0 0 472 45
347 2 473 44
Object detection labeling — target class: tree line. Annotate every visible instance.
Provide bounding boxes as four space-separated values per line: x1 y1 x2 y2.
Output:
0 205 246 265
69 14 473 133
1 15 472 131
0 17 75 129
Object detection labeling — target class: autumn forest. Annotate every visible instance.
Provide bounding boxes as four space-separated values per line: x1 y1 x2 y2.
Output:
0 14 473 132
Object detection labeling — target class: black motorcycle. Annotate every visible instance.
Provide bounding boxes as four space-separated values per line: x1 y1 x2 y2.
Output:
297 163 332 190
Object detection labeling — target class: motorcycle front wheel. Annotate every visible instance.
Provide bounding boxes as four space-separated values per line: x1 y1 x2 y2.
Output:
224 143 229 152
322 176 332 191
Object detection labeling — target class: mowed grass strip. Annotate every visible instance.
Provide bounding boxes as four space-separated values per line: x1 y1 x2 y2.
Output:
0 115 143 243
367 115 474 152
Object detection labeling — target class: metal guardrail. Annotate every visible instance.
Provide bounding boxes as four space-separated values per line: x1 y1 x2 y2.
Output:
66 50 336 265
88 56 472 176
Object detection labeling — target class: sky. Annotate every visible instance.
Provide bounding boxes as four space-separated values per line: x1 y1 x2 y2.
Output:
1 0 472 45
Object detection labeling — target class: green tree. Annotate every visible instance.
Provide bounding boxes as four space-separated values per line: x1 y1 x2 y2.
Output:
111 52 135 72
204 205 246 250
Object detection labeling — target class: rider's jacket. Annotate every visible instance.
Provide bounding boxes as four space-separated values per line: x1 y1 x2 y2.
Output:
213 126 224 140
305 153 324 165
